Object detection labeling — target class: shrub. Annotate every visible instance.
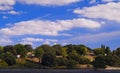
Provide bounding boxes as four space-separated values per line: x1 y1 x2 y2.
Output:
66 59 77 69
55 57 67 66
92 56 106 69
0 59 8 68
79 57 90 64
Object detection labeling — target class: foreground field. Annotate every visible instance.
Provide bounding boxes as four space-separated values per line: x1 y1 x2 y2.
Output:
0 69 120 73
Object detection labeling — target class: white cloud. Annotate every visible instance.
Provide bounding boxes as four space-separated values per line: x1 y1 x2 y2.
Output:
16 0 80 6
20 37 58 45
0 0 15 10
0 18 101 36
2 16 8 19
0 38 12 45
43 39 58 45
7 10 21 15
73 2 120 22
89 0 96 4
102 0 120 2
20 37 44 45
22 37 44 42
63 30 120 44
1 10 21 15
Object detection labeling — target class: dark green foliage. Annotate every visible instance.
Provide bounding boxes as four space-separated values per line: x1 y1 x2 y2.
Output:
0 59 8 68
24 44 33 52
1 43 120 69
105 55 120 67
66 59 77 69
94 48 105 56
41 53 56 67
115 48 120 57
65 44 88 56
52 44 62 56
55 57 67 66
34 47 44 63
67 50 79 62
75 45 87 55
0 46 4 53
3 45 16 55
14 44 26 58
1 52 16 66
105 46 111 55
40 45 55 55
92 56 106 69
61 48 67 58
79 56 91 64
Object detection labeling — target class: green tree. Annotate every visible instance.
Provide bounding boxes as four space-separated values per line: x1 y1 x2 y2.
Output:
66 59 77 69
4 45 16 55
92 56 106 69
94 48 105 56
105 46 111 55
67 50 79 62
40 45 55 55
105 55 120 67
75 45 88 55
35 48 44 63
61 48 67 58
0 59 8 68
14 44 26 58
24 44 33 52
0 46 4 54
52 44 62 56
41 53 56 67
55 57 67 66
115 48 120 57
1 52 16 66
79 56 91 64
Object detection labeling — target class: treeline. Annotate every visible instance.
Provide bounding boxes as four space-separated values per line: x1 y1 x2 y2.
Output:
0 44 120 69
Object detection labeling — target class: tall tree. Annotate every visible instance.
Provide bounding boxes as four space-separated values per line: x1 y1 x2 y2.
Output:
52 44 62 56
24 44 33 52
1 52 16 66
3 45 16 55
41 53 56 67
61 47 68 58
92 56 106 69
35 47 44 63
14 44 26 58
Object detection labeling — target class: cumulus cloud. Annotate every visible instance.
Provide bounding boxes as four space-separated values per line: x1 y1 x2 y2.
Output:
102 0 120 2
7 10 21 15
20 37 44 45
1 10 22 15
63 30 120 44
22 37 44 42
0 18 101 36
73 2 120 22
2 16 8 19
16 0 80 6
43 39 58 45
20 37 58 45
0 38 12 45
0 0 15 10
89 0 97 4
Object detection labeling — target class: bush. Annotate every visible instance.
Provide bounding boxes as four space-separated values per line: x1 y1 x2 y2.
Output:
0 59 8 68
41 53 56 67
67 50 79 62
55 57 67 66
79 57 90 64
92 56 106 69
66 59 77 69
2 52 16 66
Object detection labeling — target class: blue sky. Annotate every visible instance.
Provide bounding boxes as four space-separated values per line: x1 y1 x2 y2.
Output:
0 0 120 49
